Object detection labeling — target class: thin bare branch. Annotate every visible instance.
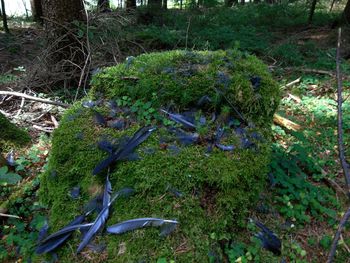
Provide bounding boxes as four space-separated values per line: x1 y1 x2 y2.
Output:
0 91 70 108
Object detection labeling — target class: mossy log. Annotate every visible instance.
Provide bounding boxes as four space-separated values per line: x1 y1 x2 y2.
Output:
39 50 280 262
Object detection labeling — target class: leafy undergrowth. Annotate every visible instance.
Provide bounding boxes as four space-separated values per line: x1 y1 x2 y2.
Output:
1 4 350 263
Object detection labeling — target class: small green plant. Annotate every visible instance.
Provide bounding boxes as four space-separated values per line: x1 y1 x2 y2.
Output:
271 144 338 224
0 166 22 185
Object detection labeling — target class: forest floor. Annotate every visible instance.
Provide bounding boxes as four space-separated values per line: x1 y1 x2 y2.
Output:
1 5 350 263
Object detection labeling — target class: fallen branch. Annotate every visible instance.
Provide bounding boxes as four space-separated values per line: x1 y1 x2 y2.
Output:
0 213 21 219
273 113 301 131
284 67 334 77
33 125 55 133
327 207 350 262
284 77 301 88
327 27 350 263
0 91 70 108
335 28 350 198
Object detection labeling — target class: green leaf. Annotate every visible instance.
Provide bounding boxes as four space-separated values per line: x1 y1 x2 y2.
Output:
0 169 22 185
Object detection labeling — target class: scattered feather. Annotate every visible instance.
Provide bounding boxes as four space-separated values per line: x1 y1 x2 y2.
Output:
197 95 212 107
166 185 183 198
36 216 91 254
38 220 49 242
143 147 156 155
254 220 281 256
168 128 199 145
250 76 261 91
107 119 126 130
87 243 107 253
97 140 115 154
161 109 196 130
82 100 96 108
75 132 84 140
93 126 156 175
93 111 106 126
84 195 103 214
267 173 276 187
168 145 181 156
76 188 134 253
160 222 178 236
6 150 15 167
103 176 112 208
215 144 234 151
70 186 80 199
240 138 255 149
107 218 178 235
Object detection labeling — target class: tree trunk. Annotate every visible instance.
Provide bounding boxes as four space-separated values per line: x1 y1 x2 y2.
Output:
0 0 9 33
148 0 162 9
126 0 136 9
30 0 43 23
98 0 110 11
41 0 86 88
343 0 350 24
163 0 167 9
225 0 238 7
308 0 318 24
240 0 245 5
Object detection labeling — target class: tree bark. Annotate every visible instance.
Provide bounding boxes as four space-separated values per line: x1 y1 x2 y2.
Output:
98 0 110 11
343 0 350 24
308 0 318 24
225 0 238 7
163 0 167 9
30 0 43 23
148 0 162 9
126 0 136 9
0 0 9 33
41 0 86 88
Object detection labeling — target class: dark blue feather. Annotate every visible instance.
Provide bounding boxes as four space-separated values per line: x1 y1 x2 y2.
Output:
70 186 80 199
6 150 15 167
107 119 126 130
161 109 196 130
36 215 91 254
107 218 178 235
76 188 134 253
215 144 235 151
93 126 156 175
93 111 106 126
254 220 281 256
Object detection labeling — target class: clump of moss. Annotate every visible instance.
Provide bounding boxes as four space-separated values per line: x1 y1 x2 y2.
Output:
91 50 280 126
39 50 280 262
0 112 31 150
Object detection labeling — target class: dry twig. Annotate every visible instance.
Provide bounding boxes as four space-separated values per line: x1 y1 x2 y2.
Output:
327 27 350 263
0 91 70 108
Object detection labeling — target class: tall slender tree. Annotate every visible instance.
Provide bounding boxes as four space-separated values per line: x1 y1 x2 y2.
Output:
30 0 43 23
0 0 9 33
148 0 162 9
98 0 111 11
126 0 136 9
343 0 350 23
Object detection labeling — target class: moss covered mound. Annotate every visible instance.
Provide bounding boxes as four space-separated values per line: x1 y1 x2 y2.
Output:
0 112 31 150
91 50 279 126
39 50 280 262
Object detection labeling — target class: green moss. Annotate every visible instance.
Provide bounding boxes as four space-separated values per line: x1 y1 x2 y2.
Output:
39 50 280 262
0 112 31 150
91 50 280 126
